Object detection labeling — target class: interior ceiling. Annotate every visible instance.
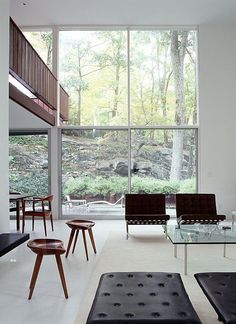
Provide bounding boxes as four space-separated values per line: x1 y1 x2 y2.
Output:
9 100 51 129
10 0 236 26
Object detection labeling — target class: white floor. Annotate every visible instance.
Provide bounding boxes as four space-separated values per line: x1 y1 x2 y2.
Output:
0 219 125 324
0 218 233 324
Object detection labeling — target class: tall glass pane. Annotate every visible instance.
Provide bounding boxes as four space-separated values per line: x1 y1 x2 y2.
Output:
9 134 49 196
23 31 53 70
130 30 197 126
131 129 197 206
61 129 128 217
59 31 127 126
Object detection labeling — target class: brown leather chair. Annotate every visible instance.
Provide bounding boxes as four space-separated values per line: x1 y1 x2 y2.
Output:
22 195 54 236
125 194 170 239
176 193 226 226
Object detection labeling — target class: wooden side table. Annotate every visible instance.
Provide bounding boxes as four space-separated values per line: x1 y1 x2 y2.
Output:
65 219 96 261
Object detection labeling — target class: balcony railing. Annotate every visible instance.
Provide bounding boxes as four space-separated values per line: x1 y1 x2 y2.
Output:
9 18 69 123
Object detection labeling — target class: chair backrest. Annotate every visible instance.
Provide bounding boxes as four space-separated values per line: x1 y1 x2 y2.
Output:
26 195 53 212
176 193 217 219
125 194 166 215
41 195 53 211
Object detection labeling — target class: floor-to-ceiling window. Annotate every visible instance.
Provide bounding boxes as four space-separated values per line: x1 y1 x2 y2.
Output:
59 28 198 218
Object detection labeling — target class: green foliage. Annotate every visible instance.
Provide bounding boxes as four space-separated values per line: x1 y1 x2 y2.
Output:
9 171 48 196
179 178 196 193
64 175 194 198
9 135 48 148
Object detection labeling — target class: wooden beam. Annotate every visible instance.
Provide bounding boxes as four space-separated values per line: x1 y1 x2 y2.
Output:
9 83 55 126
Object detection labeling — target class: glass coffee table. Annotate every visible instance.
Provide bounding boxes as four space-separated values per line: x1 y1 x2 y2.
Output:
167 224 236 275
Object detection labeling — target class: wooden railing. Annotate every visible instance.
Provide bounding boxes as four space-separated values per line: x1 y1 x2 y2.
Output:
9 18 69 122
60 85 69 121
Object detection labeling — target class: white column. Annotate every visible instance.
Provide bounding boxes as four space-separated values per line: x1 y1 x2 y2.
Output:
0 0 9 232
50 27 60 219
50 127 60 219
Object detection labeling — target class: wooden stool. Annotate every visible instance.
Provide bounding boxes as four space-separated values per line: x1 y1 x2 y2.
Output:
65 219 96 261
27 239 68 300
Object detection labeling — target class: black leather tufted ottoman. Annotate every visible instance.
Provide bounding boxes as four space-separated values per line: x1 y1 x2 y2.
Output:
86 272 201 323
195 272 236 324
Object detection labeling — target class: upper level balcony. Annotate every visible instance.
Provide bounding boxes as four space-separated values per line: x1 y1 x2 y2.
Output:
9 18 69 126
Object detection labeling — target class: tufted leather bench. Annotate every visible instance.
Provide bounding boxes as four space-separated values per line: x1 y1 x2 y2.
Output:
195 272 236 324
86 272 202 323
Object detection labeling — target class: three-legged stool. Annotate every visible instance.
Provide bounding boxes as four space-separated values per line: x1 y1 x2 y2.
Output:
27 238 68 300
65 219 96 261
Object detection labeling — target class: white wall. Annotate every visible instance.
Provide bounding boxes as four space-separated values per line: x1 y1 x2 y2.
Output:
198 24 236 215
0 0 9 232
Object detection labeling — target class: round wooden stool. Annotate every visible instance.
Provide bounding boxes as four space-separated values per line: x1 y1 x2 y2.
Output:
27 238 68 300
65 219 96 261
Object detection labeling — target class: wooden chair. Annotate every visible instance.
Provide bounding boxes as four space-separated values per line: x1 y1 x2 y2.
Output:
176 193 226 226
22 195 54 236
125 194 170 239
27 238 68 299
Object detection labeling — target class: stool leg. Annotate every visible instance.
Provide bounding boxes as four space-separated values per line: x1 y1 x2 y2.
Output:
28 254 43 300
32 216 34 231
82 230 89 261
72 230 79 254
22 212 25 233
66 228 76 258
43 217 47 236
55 255 68 299
50 214 54 232
88 228 97 254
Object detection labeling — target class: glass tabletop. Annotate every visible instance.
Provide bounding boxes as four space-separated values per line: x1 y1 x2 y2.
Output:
167 224 236 244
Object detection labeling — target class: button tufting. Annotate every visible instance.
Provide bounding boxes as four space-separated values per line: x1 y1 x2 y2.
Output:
179 312 187 317
108 274 114 278
152 312 160 317
127 293 133 296
128 274 134 278
167 274 173 278
98 313 107 318
162 302 170 306
117 283 123 287
138 283 143 287
125 313 134 318
138 302 145 306
158 283 165 287
150 292 157 296
172 292 179 296
103 292 110 296
113 303 121 307
147 274 153 278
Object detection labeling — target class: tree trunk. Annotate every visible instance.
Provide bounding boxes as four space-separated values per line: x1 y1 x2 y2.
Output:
170 31 188 181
